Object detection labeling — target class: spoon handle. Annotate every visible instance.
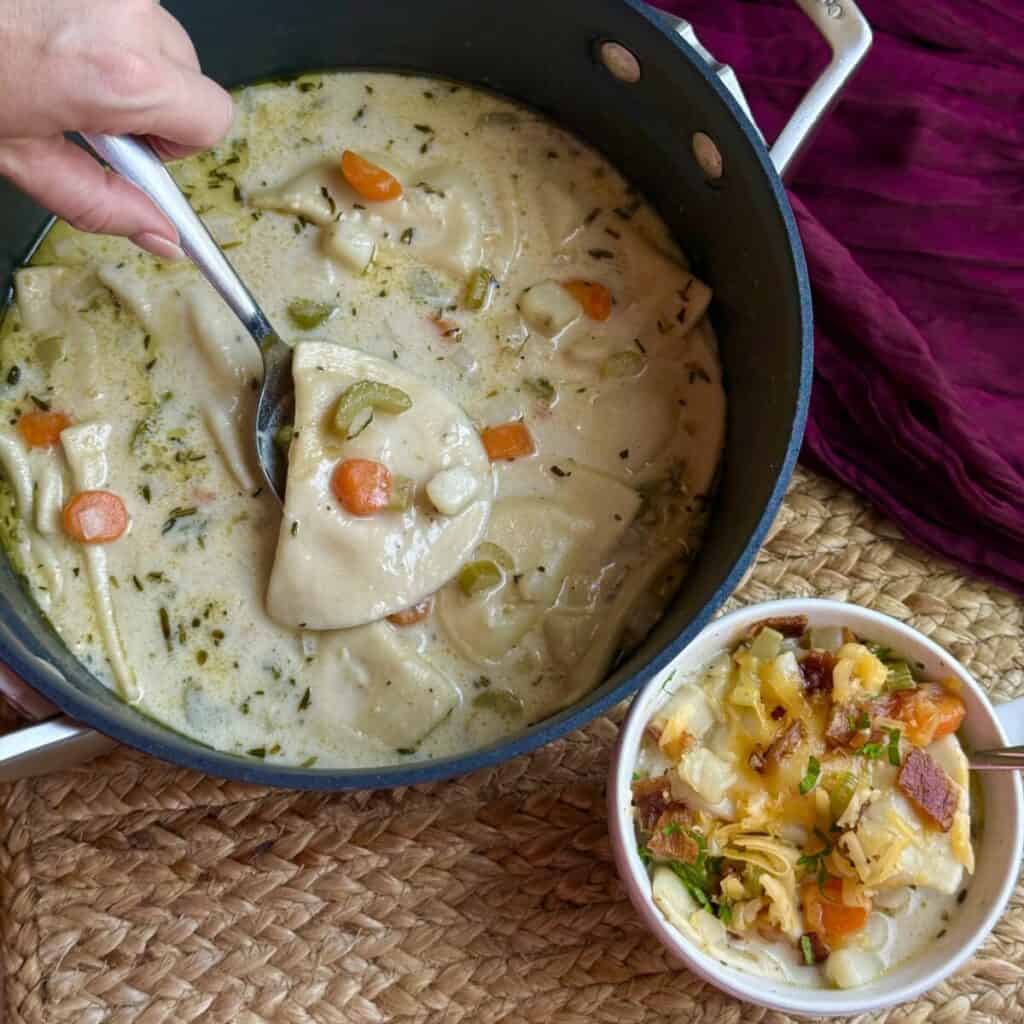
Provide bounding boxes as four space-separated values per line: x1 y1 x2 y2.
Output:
79 133 273 343
968 745 1024 771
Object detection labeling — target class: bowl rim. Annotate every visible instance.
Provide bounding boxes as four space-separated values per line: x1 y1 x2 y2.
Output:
607 596 1024 1016
0 2 813 791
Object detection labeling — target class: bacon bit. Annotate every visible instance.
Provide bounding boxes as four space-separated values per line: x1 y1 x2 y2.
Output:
387 596 433 626
826 703 858 749
647 804 697 863
800 650 835 696
751 720 806 773
897 747 958 831
749 615 808 639
430 316 463 341
770 705 787 720
631 774 672 833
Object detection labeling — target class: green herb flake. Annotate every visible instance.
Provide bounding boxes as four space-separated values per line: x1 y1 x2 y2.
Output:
159 607 172 652
162 506 198 535
247 747 266 759
299 687 311 711
799 756 821 795
800 935 815 966
887 727 902 766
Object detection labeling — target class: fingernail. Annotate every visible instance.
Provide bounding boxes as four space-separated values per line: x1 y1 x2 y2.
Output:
134 232 185 262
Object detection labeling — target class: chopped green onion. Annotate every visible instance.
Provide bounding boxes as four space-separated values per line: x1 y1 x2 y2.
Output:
887 727 902 766
458 559 504 596
601 350 646 378
523 376 556 405
274 424 294 449
855 711 871 730
333 379 413 434
287 298 333 330
473 688 524 716
475 541 514 572
884 659 916 692
750 626 784 661
800 935 815 966
825 771 857 821
463 267 495 310
799 756 821 795
387 474 415 512
858 742 884 760
716 901 733 924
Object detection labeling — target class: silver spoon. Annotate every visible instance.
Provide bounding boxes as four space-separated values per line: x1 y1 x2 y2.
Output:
79 133 292 500
968 746 1024 771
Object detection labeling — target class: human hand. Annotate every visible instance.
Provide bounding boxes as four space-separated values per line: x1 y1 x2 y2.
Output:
0 0 233 258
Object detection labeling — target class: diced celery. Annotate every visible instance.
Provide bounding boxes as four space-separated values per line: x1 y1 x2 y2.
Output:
457 559 503 596
523 377 556 405
472 688 523 716
825 771 857 821
475 541 514 572
464 267 495 311
883 660 916 692
287 298 333 330
601 350 646 378
333 379 412 434
808 626 845 652
750 627 784 661
387 475 414 511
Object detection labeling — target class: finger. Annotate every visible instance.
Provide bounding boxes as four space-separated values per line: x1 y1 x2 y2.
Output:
75 53 234 153
154 6 200 70
0 136 182 258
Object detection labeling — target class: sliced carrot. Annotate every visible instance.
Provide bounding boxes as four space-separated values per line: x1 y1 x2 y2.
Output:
18 409 71 448
481 421 535 462
562 280 612 321
802 878 869 948
331 458 392 516
341 150 403 202
429 316 463 341
890 686 966 747
62 490 128 544
387 596 434 626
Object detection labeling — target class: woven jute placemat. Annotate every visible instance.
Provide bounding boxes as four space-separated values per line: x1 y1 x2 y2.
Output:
2 466 1022 1023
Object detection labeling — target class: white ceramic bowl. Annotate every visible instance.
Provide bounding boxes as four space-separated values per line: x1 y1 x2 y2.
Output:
608 598 1024 1017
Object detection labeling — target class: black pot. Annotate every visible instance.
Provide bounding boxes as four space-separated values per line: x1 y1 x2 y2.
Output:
0 0 869 788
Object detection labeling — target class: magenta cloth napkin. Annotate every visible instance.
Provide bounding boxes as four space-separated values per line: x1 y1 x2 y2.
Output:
655 0 1024 594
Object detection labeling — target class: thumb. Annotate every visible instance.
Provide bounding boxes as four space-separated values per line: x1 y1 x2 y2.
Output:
0 135 184 259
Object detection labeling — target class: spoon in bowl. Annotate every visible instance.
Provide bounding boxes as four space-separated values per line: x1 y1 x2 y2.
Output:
80 133 292 500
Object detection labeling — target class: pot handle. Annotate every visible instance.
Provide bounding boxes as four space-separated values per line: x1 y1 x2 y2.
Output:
0 664 115 781
658 0 872 180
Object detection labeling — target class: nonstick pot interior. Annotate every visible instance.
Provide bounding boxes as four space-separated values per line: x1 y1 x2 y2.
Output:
0 0 810 788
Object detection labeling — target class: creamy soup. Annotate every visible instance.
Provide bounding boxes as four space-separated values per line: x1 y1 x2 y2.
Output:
0 72 725 767
632 617 976 989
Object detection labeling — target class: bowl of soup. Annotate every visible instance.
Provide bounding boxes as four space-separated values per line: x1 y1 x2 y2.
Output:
0 0 816 787
608 598 1024 1015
